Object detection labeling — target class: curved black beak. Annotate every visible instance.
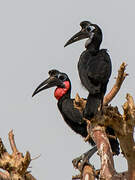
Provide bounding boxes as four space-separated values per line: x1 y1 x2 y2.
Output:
64 30 89 47
32 76 65 97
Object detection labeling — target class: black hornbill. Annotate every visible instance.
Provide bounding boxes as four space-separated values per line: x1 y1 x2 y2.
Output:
64 21 112 120
32 69 119 169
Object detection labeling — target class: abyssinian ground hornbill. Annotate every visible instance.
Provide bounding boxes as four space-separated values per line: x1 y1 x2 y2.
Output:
64 21 112 120
32 69 119 169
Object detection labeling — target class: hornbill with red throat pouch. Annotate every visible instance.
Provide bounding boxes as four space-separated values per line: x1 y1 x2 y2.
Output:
32 69 119 170
64 21 112 120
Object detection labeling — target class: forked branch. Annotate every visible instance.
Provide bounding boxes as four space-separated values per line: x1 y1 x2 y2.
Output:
0 130 36 180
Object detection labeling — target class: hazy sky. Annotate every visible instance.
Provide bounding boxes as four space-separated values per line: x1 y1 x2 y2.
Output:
0 0 135 179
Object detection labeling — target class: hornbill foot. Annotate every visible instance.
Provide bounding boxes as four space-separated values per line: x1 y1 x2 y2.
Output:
72 146 97 172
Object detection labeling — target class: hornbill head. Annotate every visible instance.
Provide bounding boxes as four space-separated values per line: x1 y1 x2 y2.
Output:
32 69 70 99
64 21 102 48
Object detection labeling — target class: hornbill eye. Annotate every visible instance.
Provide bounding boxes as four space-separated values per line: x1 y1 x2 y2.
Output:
58 75 66 81
86 26 91 32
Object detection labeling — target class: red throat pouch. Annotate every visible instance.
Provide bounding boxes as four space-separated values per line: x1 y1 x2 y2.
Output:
54 81 70 100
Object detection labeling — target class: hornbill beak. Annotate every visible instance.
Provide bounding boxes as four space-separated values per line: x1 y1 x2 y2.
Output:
64 30 90 47
32 76 65 97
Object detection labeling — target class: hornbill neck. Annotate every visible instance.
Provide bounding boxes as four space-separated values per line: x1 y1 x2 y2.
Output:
57 87 71 107
58 87 71 102
86 31 102 53
54 80 71 102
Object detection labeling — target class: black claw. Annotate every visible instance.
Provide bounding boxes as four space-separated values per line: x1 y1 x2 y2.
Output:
72 146 97 171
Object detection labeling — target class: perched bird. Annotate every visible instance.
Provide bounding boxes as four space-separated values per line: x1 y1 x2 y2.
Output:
64 21 112 120
32 69 119 169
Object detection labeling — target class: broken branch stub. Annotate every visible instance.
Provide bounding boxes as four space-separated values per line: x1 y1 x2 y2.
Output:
0 130 36 180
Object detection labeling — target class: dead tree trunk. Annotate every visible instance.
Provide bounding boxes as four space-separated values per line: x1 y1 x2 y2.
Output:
72 62 135 179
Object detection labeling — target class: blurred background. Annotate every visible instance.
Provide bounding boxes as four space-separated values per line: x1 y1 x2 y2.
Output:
0 0 134 179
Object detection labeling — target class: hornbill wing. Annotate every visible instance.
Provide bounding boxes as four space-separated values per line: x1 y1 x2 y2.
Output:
61 99 83 125
78 50 112 95
87 50 112 94
88 51 112 84
60 98 95 145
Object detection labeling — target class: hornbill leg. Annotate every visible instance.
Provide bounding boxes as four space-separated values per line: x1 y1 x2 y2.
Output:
72 146 97 171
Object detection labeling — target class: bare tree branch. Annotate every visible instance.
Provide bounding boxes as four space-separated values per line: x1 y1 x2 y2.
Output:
72 63 135 179
8 130 19 153
90 125 115 179
0 131 36 180
73 96 135 179
103 62 128 105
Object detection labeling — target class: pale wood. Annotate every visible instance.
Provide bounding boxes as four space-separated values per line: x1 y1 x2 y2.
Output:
0 131 36 180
